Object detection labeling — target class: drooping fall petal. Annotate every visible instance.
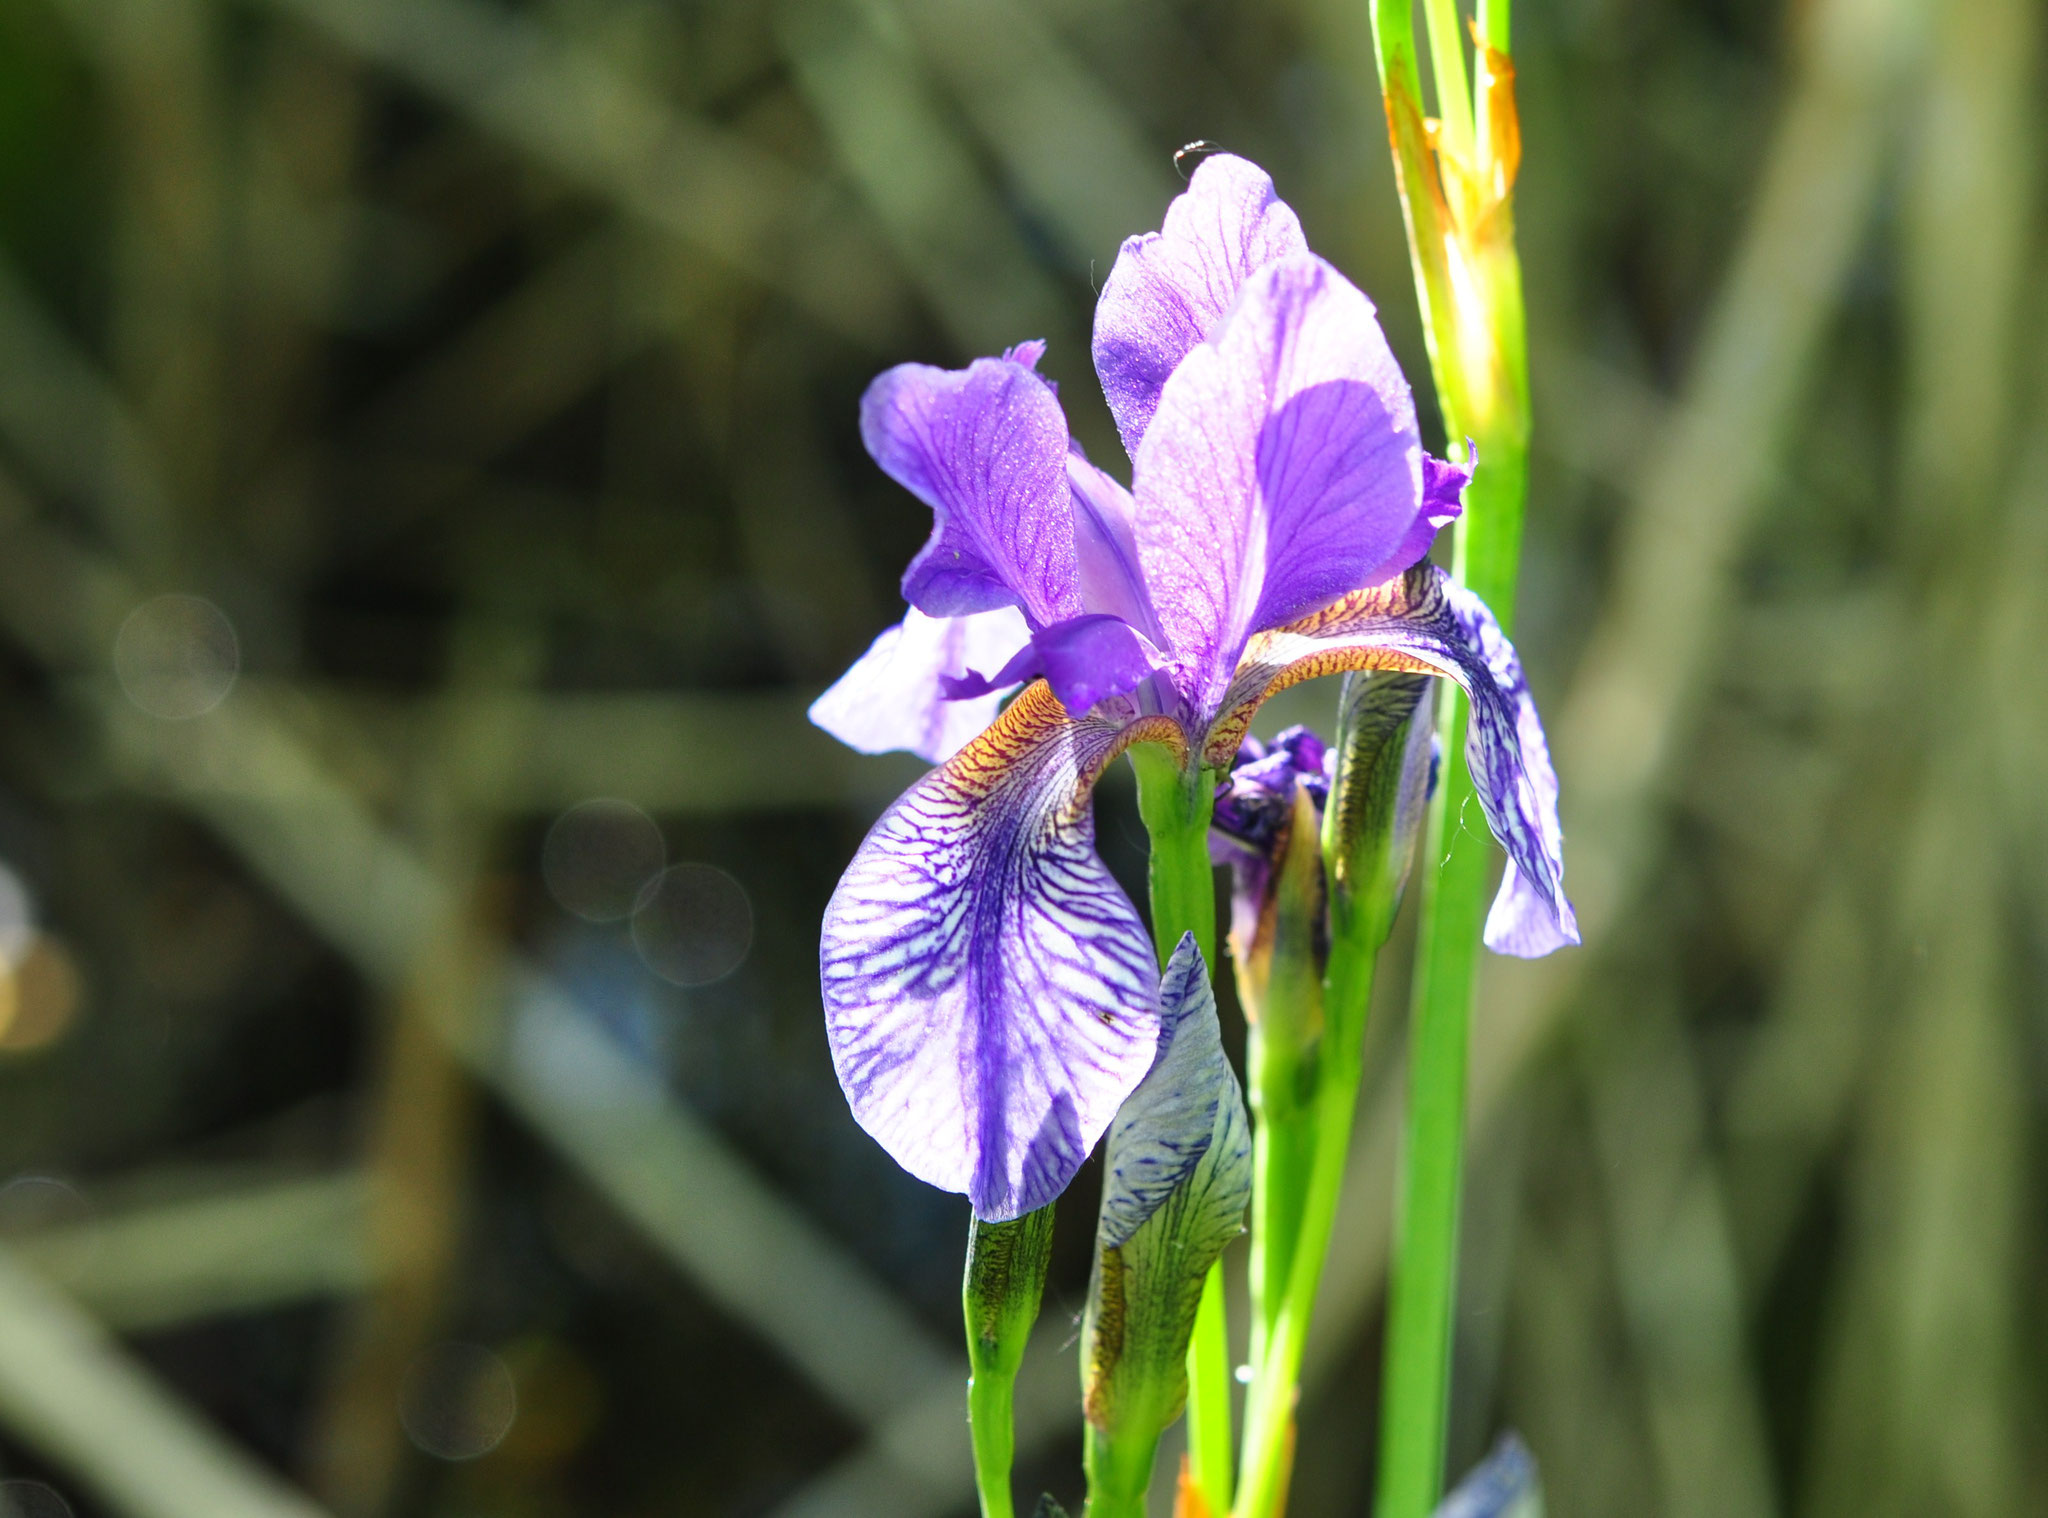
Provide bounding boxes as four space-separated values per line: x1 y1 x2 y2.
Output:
820 682 1184 1220
1209 566 1577 957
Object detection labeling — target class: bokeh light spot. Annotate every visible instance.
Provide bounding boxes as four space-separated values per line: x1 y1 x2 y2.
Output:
542 800 665 923
630 863 753 987
0 1480 73 1518
0 865 34 971
0 939 82 1054
113 594 239 720
399 1342 518 1461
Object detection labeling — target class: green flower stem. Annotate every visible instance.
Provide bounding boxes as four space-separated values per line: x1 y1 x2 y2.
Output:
1245 789 1326 1385
1234 927 1380 1518
1420 0 1474 164
969 1370 1020 1518
1083 1424 1154 1518
966 1208 1056 1518
1367 0 1531 1499
1130 741 1230 1513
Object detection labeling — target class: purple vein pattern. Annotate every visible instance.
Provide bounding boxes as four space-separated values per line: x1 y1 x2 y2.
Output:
822 683 1184 1220
1215 566 1578 957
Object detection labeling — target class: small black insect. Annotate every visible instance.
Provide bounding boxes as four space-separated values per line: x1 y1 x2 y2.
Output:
1173 140 1226 179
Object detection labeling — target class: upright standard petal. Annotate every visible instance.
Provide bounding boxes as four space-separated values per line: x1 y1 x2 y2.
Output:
863 352 1082 626
1208 566 1578 957
1092 153 1307 458
810 605 1033 763
821 682 1184 1221
1133 255 1422 713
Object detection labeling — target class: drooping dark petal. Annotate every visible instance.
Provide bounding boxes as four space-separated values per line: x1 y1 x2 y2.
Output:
863 351 1083 627
1207 566 1578 958
1092 153 1307 458
820 682 1188 1221
810 605 1033 763
1132 255 1423 713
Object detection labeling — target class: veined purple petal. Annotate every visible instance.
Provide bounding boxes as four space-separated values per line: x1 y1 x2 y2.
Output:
1208 567 1578 958
864 351 1082 627
810 605 1032 763
1092 153 1307 458
821 682 1189 1221
1381 449 1473 576
1132 255 1422 714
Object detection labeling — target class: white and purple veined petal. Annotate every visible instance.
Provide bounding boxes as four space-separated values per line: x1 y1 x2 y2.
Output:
821 682 1187 1222
1132 254 1425 716
863 349 1084 628
809 604 1033 764
1210 566 1578 959
1093 153 1308 459
1096 933 1251 1251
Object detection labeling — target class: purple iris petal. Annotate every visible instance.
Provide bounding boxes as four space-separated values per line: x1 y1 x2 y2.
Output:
939 613 1156 717
1211 566 1578 958
1030 614 1157 714
820 683 1177 1221
809 604 1033 763
1067 451 1164 643
1381 449 1473 577
1093 153 1307 458
1133 254 1423 713
863 350 1082 626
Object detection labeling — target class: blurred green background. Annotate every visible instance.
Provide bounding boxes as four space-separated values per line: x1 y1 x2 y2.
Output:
0 0 2040 1514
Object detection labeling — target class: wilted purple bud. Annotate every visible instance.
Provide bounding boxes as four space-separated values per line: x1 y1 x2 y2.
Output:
1210 725 1334 977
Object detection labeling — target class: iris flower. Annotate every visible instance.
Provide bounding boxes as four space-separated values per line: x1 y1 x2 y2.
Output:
812 155 1576 1222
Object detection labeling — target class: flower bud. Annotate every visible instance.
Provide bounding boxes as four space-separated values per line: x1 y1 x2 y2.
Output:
965 1205 1055 1517
1082 936 1252 1513
1210 726 1333 1036
1323 673 1438 949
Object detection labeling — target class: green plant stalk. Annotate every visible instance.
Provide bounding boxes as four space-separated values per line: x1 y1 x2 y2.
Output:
969 1371 1020 1518
1236 674 1431 1518
1234 927 1380 1518
966 1208 1057 1518
1367 0 1532 1508
1244 789 1326 1386
1130 741 1230 1513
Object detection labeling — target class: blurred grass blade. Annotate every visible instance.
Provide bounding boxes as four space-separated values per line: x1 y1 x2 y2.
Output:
0 1245 332 1518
